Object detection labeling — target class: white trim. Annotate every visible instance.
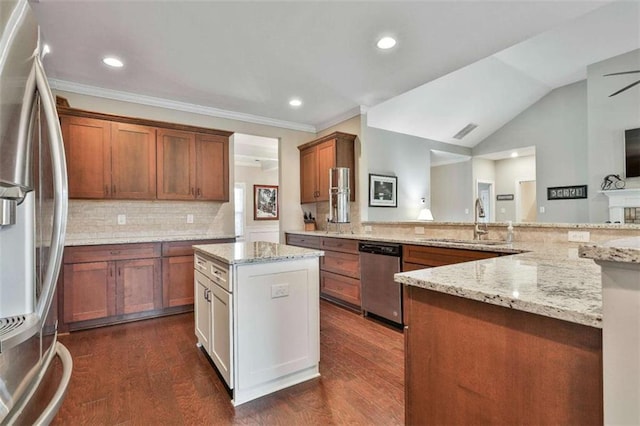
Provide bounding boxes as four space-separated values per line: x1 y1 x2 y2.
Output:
49 79 317 133
316 105 367 132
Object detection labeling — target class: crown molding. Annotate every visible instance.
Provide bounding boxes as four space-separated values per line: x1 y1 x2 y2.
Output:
49 79 317 134
316 105 367 132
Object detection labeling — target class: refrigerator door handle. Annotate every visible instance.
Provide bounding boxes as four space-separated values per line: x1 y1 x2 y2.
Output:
33 55 68 321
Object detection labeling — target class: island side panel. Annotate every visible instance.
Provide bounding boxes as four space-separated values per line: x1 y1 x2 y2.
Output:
405 286 603 425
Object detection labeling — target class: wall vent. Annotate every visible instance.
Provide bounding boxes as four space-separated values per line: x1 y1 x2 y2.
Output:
453 123 478 140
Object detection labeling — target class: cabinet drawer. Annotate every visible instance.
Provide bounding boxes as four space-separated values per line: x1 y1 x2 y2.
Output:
194 253 231 292
162 238 234 257
285 234 320 249
402 244 499 268
320 237 358 254
321 271 361 307
64 243 161 264
321 251 360 278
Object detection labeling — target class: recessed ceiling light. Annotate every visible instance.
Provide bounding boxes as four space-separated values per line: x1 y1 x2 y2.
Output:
511 152 519 158
102 56 124 68
289 98 302 107
377 36 397 50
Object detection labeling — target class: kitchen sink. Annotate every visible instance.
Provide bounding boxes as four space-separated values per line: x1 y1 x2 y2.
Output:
417 238 509 246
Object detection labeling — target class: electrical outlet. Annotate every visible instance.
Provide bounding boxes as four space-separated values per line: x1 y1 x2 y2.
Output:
117 214 126 225
271 284 289 299
500 208 506 213
187 214 194 224
364 225 372 233
465 209 470 215
414 226 425 235
539 206 545 214
568 231 590 242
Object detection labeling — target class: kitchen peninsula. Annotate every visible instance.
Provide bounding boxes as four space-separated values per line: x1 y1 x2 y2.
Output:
192 241 324 406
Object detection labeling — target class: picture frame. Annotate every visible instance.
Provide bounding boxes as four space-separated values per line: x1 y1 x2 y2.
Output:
547 185 588 200
369 174 397 207
254 184 279 220
496 194 514 201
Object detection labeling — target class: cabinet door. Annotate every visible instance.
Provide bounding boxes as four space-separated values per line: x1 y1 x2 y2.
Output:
194 270 212 351
61 115 111 199
63 261 116 323
156 129 196 200
195 134 229 201
111 122 156 199
315 140 336 202
162 256 194 307
116 258 162 315
300 146 318 203
211 283 233 387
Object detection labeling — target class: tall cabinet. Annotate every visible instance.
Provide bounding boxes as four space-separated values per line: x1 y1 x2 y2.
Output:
298 132 356 203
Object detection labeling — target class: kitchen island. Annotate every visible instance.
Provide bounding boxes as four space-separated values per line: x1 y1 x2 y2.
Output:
192 241 324 406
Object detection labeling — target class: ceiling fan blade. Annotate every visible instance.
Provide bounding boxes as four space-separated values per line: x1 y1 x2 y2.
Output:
609 79 640 97
604 70 640 77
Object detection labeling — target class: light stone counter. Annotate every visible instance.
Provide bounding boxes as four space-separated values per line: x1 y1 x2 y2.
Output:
287 230 603 328
65 234 236 246
579 236 640 264
193 241 324 265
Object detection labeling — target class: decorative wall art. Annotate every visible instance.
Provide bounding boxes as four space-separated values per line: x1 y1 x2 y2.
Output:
496 194 514 201
547 185 588 200
369 174 397 207
254 185 279 220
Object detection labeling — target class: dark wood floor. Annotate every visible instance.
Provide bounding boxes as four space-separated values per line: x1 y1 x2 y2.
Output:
52 300 404 425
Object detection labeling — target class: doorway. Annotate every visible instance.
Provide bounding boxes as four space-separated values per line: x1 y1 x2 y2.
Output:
233 133 279 242
476 180 494 223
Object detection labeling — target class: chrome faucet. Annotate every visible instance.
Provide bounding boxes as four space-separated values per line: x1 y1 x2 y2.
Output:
474 197 488 240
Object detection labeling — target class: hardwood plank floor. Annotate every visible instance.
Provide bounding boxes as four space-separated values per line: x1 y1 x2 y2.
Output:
51 300 404 425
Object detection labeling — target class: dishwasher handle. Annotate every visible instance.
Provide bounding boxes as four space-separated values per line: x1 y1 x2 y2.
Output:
358 242 402 257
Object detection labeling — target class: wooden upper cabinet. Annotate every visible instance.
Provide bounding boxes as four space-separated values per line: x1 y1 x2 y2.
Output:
157 129 196 200
61 115 111 199
111 122 157 199
298 132 356 203
195 133 229 201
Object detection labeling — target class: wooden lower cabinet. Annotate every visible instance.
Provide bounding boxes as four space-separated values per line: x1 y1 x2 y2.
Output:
404 286 603 424
60 238 234 331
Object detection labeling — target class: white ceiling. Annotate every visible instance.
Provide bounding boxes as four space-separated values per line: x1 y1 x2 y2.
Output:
30 0 614 137
367 1 640 147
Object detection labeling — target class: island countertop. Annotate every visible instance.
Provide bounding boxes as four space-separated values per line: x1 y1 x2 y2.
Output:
193 241 324 265
579 236 640 264
287 230 603 328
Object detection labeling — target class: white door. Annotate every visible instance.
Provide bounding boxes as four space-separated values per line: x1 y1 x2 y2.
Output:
518 180 537 222
477 181 493 223
194 271 211 351
211 283 233 388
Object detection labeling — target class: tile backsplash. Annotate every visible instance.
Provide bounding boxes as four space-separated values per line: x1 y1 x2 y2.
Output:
66 200 233 241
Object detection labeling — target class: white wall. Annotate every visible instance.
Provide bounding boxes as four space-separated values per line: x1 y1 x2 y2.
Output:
494 155 536 222
235 164 279 242
587 49 640 223
473 80 589 223
431 160 473 222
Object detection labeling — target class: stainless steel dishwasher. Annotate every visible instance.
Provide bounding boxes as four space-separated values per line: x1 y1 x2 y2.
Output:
359 242 403 326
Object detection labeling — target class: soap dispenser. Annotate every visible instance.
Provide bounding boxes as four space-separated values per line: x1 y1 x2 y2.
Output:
506 221 514 243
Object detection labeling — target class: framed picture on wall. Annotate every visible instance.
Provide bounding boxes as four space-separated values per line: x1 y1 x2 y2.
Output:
369 174 397 207
254 184 279 220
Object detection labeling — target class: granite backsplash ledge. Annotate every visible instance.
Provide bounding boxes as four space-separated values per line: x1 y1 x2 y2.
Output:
66 199 234 241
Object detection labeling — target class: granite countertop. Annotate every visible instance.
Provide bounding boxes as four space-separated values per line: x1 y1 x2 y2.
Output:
287 230 602 328
579 236 640 264
65 234 237 246
193 241 324 265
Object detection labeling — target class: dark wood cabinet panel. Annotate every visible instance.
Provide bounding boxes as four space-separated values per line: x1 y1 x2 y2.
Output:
61 115 111 199
298 132 356 203
156 129 196 200
64 243 161 264
285 233 320 249
162 256 194 307
195 134 229 201
402 244 500 269
404 286 603 425
118 258 161 315
321 271 361 307
111 122 156 199
63 261 116 323
321 250 360 279
320 236 358 254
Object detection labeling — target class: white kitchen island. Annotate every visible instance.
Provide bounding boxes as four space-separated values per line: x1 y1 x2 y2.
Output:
192 241 323 406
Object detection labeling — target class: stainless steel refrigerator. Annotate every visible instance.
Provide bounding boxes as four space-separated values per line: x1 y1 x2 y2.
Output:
0 0 72 423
